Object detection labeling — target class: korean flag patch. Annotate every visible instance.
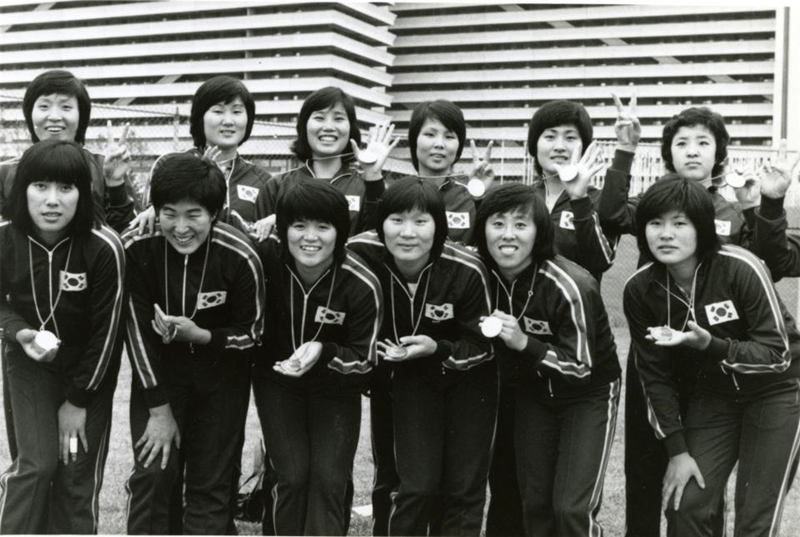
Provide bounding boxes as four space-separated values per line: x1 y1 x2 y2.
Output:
523 317 553 335
446 212 470 229
425 303 454 321
559 211 575 230
60 270 87 291
237 185 259 204
714 219 731 237
345 195 361 212
315 306 346 325
705 300 739 326
197 291 227 310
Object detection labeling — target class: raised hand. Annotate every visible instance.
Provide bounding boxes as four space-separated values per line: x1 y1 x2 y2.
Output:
612 92 641 152
760 139 800 200
557 142 605 201
103 120 132 187
350 122 400 182
467 140 495 197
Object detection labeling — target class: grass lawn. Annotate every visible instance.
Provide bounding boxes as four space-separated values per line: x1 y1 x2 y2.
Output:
1 237 799 534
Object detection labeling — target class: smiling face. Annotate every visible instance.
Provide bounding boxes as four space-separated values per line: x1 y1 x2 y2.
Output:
670 125 717 183
536 124 583 177
286 219 337 281
159 200 214 255
383 209 436 277
31 94 80 142
415 117 459 177
203 96 248 150
645 210 699 272
27 181 79 244
306 102 351 159
485 209 536 281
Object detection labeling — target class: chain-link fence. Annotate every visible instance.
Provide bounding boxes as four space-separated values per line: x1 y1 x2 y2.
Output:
2 97 799 324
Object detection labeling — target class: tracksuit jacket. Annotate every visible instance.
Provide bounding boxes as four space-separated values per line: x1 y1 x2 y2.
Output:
151 148 272 232
0 221 125 407
623 244 800 457
398 174 477 245
122 222 265 408
348 230 493 381
490 255 620 397
254 236 383 388
530 180 617 281
263 161 384 237
0 149 135 234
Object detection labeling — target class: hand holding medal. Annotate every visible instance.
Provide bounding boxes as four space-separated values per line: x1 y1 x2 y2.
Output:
378 336 436 362
274 341 323 377
16 328 60 362
646 321 712 351
153 303 177 344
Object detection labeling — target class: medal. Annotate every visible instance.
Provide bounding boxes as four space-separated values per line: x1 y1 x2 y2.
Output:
558 165 579 182
467 178 486 198
161 323 177 344
480 316 503 338
283 357 302 372
358 148 378 165
34 330 60 353
725 171 746 188
385 345 408 359
649 325 674 342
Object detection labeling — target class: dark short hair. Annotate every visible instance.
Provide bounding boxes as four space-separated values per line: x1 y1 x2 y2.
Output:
527 100 593 175
291 87 361 163
189 76 256 150
661 107 729 179
4 139 96 236
375 177 449 260
407 100 466 172
150 153 226 217
23 70 92 144
475 183 555 271
275 179 350 265
635 175 721 263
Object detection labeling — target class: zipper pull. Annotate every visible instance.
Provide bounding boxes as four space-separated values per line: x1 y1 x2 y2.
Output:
548 378 554 398
189 342 195 354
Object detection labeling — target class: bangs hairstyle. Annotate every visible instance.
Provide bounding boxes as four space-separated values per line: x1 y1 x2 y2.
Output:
23 70 91 145
4 139 96 236
475 183 555 271
661 107 729 179
375 177 448 260
408 100 466 172
527 100 593 175
291 86 361 163
275 179 350 265
635 176 721 264
190 76 256 150
150 153 226 218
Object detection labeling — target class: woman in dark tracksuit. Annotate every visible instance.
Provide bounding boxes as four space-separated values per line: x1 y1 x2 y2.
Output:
0 139 125 533
252 180 382 536
598 106 797 537
487 98 622 536
623 177 800 537
349 177 496 537
476 183 620 537
123 153 265 534
261 86 398 238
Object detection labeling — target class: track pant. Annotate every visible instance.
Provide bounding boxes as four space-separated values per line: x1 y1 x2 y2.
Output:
516 379 620 537
625 355 726 537
0 342 117 534
388 362 498 537
370 364 398 536
486 383 524 537
126 355 250 535
253 370 361 536
666 380 800 537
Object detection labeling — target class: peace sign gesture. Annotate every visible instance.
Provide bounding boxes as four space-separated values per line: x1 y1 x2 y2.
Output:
760 139 800 200
467 140 495 197
350 122 401 182
612 92 641 152
103 120 132 187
